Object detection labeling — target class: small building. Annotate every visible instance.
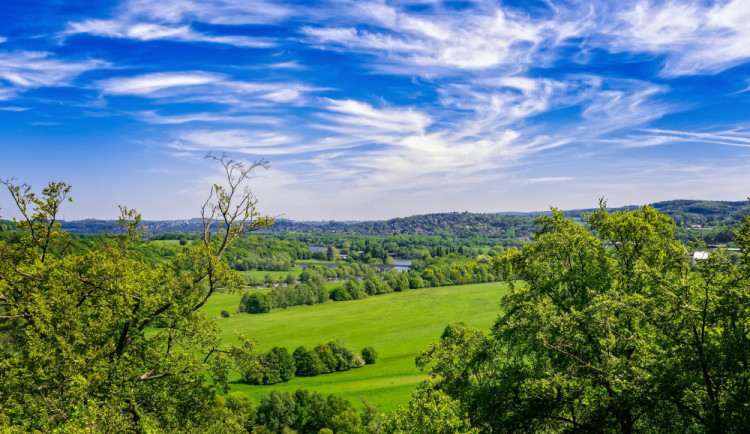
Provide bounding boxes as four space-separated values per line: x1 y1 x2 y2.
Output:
693 251 710 261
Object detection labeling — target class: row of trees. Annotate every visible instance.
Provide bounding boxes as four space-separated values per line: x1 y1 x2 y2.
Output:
244 341 377 385
238 256 501 311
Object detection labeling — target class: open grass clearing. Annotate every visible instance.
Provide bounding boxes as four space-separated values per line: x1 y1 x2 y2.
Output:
204 282 507 410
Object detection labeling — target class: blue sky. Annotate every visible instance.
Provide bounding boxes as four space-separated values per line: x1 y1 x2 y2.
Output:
1 0 750 221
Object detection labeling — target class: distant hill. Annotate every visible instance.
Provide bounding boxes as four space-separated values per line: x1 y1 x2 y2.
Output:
44 199 750 239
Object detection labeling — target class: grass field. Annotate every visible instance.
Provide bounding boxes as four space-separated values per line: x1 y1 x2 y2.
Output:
203 282 507 410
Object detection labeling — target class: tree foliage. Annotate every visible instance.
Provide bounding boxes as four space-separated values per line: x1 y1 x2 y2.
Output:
0 156 273 431
240 292 272 314
414 204 750 433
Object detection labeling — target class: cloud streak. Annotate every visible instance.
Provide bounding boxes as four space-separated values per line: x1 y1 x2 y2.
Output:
0 51 107 100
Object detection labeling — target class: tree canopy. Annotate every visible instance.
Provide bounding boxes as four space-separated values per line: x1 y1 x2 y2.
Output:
415 203 750 433
0 156 273 431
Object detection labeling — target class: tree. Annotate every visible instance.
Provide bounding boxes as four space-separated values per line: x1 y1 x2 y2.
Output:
361 346 378 364
383 382 477 433
329 286 352 302
413 204 750 433
285 273 296 285
293 346 323 377
245 346 295 385
263 273 275 287
240 292 272 314
0 155 273 431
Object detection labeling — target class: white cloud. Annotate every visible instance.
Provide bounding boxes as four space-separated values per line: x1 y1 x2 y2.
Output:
302 6 550 72
131 110 281 125
94 71 319 108
172 129 339 156
67 20 272 47
635 128 750 148
95 71 220 95
529 177 574 184
611 0 750 76
0 51 106 100
64 0 290 47
321 99 432 135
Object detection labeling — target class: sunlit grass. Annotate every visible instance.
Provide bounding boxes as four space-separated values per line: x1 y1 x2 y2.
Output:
204 282 507 410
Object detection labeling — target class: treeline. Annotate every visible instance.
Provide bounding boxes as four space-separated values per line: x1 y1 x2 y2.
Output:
328 255 498 301
225 236 311 271
244 342 377 385
268 232 518 261
238 256 500 314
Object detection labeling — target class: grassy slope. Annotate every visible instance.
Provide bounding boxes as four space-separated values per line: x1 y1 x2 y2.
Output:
204 282 507 410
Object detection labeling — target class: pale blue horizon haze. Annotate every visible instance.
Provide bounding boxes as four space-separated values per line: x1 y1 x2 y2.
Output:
1 0 750 221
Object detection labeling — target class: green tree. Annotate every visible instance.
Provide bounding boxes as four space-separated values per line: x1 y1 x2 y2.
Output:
313 343 338 374
293 346 323 377
0 156 272 431
240 292 272 314
326 245 334 261
329 286 352 302
263 273 275 287
285 273 296 285
413 204 750 433
361 346 378 364
383 382 477 433
252 346 295 385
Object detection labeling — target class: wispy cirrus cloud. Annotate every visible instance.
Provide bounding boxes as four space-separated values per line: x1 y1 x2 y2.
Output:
612 0 750 76
0 51 107 100
64 0 290 47
95 71 220 96
529 177 575 184
94 71 320 106
635 128 750 148
319 98 432 136
172 129 327 156
301 4 554 72
66 20 273 47
131 110 280 125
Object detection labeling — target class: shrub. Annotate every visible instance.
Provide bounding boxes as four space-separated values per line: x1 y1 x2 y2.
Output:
220 309 231 318
329 286 352 301
327 340 357 371
267 346 296 383
245 346 295 385
361 346 378 364
293 346 324 377
240 292 272 314
313 343 338 374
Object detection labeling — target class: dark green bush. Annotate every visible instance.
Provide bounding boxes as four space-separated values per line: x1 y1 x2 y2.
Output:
361 346 378 364
293 346 324 377
239 292 272 314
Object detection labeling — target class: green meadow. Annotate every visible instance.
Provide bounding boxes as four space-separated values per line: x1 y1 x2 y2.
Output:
204 282 508 410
